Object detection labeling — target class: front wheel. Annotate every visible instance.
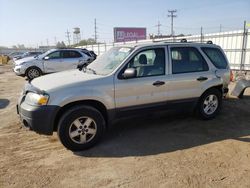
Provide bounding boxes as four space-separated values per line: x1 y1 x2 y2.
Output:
197 88 222 120
26 67 41 80
57 105 106 151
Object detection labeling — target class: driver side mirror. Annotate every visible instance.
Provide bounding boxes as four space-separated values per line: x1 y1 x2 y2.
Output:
122 68 137 79
44 56 50 60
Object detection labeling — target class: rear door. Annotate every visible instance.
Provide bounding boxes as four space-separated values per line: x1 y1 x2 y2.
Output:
167 46 212 102
60 50 84 71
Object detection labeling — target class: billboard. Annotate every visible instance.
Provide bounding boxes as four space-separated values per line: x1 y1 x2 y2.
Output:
114 27 147 43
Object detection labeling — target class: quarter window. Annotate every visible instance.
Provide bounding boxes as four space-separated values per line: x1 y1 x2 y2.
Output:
126 48 165 78
171 47 209 74
201 47 228 69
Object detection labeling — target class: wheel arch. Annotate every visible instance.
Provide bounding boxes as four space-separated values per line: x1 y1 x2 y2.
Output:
201 84 223 98
25 66 43 76
53 100 109 131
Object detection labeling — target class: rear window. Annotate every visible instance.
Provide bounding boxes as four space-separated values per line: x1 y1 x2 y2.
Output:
201 47 228 69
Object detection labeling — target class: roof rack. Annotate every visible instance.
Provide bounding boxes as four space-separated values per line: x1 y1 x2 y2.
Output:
151 39 214 45
153 39 214 44
180 39 187 43
179 39 213 44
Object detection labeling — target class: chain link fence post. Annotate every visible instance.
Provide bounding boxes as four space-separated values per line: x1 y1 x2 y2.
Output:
240 21 247 72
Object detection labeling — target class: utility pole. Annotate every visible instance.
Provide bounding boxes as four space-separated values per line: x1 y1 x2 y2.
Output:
46 38 49 46
54 37 57 45
219 24 222 32
155 21 162 37
168 10 177 37
94 18 97 43
200 27 203 42
65 29 71 46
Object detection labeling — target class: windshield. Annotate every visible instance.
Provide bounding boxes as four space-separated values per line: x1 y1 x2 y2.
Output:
36 49 55 59
87 47 133 75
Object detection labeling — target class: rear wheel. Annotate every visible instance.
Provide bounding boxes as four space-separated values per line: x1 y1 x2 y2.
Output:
57 105 106 151
26 67 41 80
197 88 222 120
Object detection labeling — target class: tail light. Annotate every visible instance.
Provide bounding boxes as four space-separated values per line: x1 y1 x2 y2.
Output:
230 70 234 82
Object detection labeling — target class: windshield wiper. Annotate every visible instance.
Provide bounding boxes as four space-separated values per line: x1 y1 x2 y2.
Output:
83 67 96 74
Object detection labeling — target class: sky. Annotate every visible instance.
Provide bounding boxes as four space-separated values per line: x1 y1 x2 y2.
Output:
0 0 249 48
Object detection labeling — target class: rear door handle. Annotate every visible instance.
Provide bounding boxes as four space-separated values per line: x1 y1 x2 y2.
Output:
197 76 208 81
153 81 165 86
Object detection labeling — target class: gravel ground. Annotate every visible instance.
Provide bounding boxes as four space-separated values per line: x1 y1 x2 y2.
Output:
1 64 250 188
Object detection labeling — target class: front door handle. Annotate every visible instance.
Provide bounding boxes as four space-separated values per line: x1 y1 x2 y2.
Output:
197 76 208 81
153 81 165 86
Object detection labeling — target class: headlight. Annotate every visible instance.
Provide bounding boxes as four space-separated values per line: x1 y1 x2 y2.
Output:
25 92 49 105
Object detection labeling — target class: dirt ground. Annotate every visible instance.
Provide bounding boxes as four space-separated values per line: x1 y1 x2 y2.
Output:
1 64 250 188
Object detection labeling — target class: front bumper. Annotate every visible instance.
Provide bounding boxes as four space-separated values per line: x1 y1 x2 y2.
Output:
13 65 25 76
17 99 60 135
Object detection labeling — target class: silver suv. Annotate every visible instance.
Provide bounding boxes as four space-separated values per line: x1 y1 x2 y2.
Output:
17 41 230 151
13 48 93 79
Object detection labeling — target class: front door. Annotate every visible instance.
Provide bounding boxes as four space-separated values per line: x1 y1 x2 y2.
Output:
43 51 63 73
114 47 168 112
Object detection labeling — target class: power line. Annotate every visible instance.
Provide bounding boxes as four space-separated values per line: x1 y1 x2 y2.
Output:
168 10 177 36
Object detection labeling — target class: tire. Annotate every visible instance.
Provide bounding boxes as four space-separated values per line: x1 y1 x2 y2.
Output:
26 67 42 80
57 105 106 151
197 88 222 120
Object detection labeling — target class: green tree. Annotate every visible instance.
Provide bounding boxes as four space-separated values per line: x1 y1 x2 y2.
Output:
72 38 97 47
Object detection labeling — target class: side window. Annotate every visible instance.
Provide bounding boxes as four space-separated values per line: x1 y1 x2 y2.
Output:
126 48 165 78
62 51 82 58
48 51 61 59
62 51 70 58
70 51 82 58
171 47 209 74
201 47 228 69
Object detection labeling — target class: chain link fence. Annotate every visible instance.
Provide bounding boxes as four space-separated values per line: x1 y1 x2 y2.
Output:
78 29 250 71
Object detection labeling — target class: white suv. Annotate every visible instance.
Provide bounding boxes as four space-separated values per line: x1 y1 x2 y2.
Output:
13 48 93 79
17 41 230 151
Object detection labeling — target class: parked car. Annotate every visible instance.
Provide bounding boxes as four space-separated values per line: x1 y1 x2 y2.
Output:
81 49 97 60
7 51 25 59
77 49 97 70
17 41 231 151
13 48 92 79
13 51 43 61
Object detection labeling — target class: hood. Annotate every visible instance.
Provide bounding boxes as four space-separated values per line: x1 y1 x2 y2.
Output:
31 69 104 91
14 56 36 65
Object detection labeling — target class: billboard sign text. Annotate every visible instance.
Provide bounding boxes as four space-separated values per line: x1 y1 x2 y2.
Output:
114 27 147 43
